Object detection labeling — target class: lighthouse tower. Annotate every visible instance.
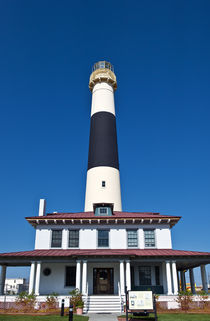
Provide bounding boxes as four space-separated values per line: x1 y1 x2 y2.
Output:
84 61 122 212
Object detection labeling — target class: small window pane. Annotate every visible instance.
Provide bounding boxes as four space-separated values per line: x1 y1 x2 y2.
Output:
127 230 138 247
51 230 62 247
144 230 155 247
139 266 151 285
65 266 76 286
102 181 106 187
98 230 109 247
69 230 79 248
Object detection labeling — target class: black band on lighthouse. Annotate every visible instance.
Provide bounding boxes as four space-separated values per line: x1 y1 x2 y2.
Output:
88 111 119 170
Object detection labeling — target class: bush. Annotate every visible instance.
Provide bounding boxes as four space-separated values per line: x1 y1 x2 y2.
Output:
199 290 209 310
69 288 84 312
45 293 59 310
15 291 36 312
176 290 193 312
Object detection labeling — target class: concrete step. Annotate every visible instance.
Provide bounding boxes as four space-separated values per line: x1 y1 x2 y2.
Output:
87 298 120 300
84 295 122 313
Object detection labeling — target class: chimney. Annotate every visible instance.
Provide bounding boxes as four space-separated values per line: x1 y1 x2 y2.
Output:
38 199 46 216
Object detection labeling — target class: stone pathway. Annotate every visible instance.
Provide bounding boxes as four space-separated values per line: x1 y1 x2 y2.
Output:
88 313 119 321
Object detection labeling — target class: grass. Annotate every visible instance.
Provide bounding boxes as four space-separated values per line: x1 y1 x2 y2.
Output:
157 315 210 321
119 314 210 321
0 316 88 321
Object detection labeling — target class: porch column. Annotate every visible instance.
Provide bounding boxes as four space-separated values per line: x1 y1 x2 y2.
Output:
171 261 178 295
0 265 7 295
180 270 186 291
76 260 81 291
201 264 208 293
166 261 172 295
29 262 36 294
34 261 41 295
126 260 131 291
82 260 87 295
120 260 125 295
189 268 196 294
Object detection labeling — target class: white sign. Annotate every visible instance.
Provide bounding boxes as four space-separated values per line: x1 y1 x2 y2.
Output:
128 291 153 310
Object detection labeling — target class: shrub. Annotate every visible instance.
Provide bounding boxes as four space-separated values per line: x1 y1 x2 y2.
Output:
69 288 84 312
176 290 193 312
15 291 36 312
199 290 209 310
45 292 59 310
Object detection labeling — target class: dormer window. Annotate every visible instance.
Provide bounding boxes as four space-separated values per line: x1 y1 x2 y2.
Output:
99 208 108 215
94 203 113 216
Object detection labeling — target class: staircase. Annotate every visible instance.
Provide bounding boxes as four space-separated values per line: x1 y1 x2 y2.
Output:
84 295 122 313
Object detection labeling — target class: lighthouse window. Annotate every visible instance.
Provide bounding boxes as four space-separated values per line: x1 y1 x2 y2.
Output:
102 181 106 187
51 229 62 248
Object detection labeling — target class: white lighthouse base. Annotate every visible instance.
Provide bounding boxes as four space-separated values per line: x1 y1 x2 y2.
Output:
84 166 122 212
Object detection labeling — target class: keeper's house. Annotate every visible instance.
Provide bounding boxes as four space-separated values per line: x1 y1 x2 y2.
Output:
0 62 210 313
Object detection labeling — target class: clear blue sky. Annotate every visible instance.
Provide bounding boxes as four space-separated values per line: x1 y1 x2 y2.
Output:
0 1 209 283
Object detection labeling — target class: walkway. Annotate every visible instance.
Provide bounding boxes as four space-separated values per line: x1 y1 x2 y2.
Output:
88 313 119 321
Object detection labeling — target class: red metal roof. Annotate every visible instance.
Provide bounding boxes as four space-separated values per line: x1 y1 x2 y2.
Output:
0 249 210 257
26 211 181 220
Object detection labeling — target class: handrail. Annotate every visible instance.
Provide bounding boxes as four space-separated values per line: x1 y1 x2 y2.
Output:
118 281 123 312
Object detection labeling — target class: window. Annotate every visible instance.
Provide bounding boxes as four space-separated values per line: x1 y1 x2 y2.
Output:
100 208 107 214
127 230 138 247
51 230 62 247
98 230 109 247
65 266 76 286
139 266 151 285
43 268 51 276
95 207 112 216
144 229 155 247
102 181 106 187
155 266 160 285
69 230 79 248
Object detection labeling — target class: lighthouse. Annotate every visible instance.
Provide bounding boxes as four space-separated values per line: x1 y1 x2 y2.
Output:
84 61 122 212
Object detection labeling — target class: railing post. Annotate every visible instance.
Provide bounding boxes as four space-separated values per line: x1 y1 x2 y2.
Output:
60 299 65 316
125 286 128 321
69 304 73 321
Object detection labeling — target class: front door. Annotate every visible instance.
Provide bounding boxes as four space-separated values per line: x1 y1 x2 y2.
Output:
93 268 114 294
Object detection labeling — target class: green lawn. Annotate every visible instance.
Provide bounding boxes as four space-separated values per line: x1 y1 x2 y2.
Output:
157 314 210 321
0 316 88 321
120 314 210 321
0 314 210 321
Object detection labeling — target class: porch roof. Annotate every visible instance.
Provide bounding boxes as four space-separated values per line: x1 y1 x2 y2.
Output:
0 248 210 258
